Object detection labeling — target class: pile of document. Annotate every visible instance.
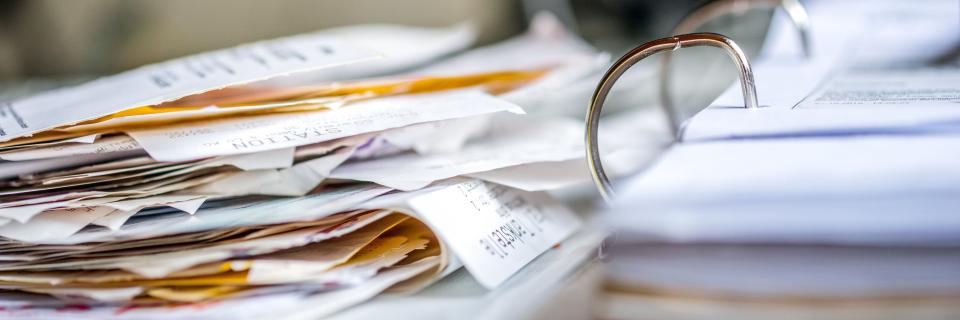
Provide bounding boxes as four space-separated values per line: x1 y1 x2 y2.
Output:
600 1 960 319
0 14 665 319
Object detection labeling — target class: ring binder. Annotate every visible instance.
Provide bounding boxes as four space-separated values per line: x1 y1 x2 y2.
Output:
660 0 811 135
586 33 758 203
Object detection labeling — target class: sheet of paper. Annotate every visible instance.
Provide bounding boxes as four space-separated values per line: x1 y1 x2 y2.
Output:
682 0 960 141
22 287 144 302
761 0 959 63
192 145 355 196
0 207 116 242
684 61 960 141
0 133 99 151
468 109 670 191
190 135 370 197
397 180 581 288
379 115 491 154
0 32 378 142
466 147 655 192
272 23 476 84
0 150 142 180
91 196 209 231
333 109 670 191
798 65 960 109
405 12 607 119
127 89 522 161
330 115 582 190
610 135 960 246
48 184 392 245
409 12 595 77
0 135 141 161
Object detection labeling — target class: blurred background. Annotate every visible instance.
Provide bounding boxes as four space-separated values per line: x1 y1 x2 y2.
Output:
0 0 775 75
0 0 775 120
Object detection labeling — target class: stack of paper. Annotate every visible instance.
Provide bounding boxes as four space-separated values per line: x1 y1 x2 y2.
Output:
599 1 960 319
0 14 666 319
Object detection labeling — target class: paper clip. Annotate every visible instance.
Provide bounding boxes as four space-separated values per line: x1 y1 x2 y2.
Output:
660 0 811 135
585 33 758 203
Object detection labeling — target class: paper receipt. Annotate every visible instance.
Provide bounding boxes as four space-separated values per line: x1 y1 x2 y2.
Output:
407 180 581 288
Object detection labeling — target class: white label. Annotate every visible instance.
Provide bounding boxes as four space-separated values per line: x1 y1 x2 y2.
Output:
0 33 379 142
407 180 581 288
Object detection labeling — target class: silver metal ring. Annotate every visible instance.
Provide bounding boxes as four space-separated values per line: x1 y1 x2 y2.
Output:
659 0 811 137
586 33 759 203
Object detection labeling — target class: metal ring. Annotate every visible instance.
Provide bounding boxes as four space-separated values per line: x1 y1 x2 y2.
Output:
586 33 758 203
659 0 811 137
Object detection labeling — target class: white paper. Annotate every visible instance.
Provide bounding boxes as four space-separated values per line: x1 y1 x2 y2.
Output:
684 61 960 141
91 209 140 231
604 244 960 298
192 145 355 196
410 12 595 77
0 133 99 151
0 150 142 180
798 65 960 109
22 287 143 302
49 184 392 245
404 180 581 288
0 32 378 142
90 195 208 231
0 206 116 242
379 115 492 154
466 147 654 192
467 109 670 191
127 90 522 161
97 194 209 213
0 201 78 224
406 12 607 119
0 135 141 161
330 116 583 190
273 23 476 84
610 135 960 246
333 109 670 191
682 0 960 141
200 146 295 171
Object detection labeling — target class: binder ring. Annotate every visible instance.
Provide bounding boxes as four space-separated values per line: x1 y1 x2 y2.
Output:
660 0 811 135
586 33 758 203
